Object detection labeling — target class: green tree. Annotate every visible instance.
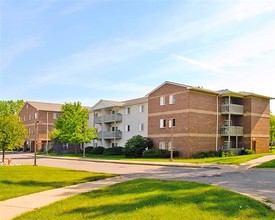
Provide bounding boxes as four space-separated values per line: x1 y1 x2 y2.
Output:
0 100 28 162
271 114 275 145
53 102 97 155
124 135 153 158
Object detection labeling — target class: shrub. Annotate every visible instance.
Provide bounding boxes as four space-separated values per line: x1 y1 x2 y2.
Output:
143 148 180 158
192 150 220 159
239 149 255 155
84 146 94 154
124 135 153 158
91 146 105 154
104 146 124 155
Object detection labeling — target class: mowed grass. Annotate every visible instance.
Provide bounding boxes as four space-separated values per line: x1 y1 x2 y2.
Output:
0 166 115 201
256 159 275 168
50 152 274 165
15 179 274 220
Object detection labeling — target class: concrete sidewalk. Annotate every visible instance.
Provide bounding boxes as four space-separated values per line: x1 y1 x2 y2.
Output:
239 154 275 168
0 176 131 220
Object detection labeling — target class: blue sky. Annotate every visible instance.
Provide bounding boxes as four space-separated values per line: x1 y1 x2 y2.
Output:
0 0 275 112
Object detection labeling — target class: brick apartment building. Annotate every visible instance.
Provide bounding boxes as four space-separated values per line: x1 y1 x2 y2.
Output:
89 98 148 148
147 81 271 157
19 101 62 152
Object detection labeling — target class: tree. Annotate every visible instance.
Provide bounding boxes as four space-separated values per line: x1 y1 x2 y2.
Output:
124 135 153 158
0 100 28 162
271 114 275 145
53 102 97 155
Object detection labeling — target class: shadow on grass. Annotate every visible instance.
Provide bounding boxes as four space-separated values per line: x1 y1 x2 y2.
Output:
52 179 274 219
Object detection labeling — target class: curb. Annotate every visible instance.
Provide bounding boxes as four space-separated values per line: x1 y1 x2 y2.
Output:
35 155 221 170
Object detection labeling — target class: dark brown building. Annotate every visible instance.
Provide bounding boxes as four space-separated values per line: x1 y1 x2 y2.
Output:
147 81 272 157
19 101 62 152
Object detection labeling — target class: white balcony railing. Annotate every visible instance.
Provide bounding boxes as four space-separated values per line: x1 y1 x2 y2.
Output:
94 113 123 124
98 130 122 139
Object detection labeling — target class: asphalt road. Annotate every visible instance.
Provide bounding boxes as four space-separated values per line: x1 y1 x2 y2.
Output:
5 152 275 207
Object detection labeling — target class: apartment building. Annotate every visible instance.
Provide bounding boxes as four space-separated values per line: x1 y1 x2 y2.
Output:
89 97 148 148
18 101 62 152
147 81 271 157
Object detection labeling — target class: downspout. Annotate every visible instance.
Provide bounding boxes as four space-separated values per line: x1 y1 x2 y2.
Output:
215 94 220 151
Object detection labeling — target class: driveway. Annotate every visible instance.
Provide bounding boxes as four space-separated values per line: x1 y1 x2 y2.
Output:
6 153 275 207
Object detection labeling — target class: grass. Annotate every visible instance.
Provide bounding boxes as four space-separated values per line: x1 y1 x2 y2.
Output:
256 159 275 168
15 179 275 220
44 152 275 165
0 165 115 201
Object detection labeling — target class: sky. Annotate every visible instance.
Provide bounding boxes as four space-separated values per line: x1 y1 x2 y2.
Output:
0 0 275 112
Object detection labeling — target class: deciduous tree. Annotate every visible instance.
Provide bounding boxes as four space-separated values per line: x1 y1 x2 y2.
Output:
0 100 28 162
53 102 97 155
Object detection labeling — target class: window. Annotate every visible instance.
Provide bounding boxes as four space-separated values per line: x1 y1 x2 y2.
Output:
53 113 60 119
29 114 32 120
160 119 166 128
23 116 26 121
125 125 130 132
160 96 166 106
169 119 176 127
159 141 166 150
139 123 144 132
139 105 144 113
26 104 28 109
125 107 130 115
112 143 118 147
34 112 38 119
169 95 175 104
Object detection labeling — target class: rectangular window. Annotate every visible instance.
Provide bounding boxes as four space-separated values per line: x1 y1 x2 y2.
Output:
159 141 166 150
125 107 130 115
29 114 32 120
160 119 166 128
125 125 130 132
23 116 26 121
53 113 60 119
169 119 176 127
139 123 144 132
139 105 144 113
34 112 38 119
160 96 166 106
169 95 175 104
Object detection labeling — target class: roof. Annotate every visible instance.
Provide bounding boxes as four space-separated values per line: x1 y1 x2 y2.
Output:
91 97 148 111
24 101 63 112
146 81 273 99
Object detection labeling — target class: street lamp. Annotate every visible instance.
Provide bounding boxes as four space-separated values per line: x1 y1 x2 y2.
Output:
169 119 175 162
34 120 39 166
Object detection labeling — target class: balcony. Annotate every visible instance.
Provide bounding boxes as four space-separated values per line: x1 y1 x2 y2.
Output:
98 130 122 140
94 113 123 124
221 126 243 136
221 104 243 115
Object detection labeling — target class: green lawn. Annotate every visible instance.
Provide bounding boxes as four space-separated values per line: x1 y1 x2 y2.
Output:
256 159 275 168
47 152 275 165
15 179 275 220
0 166 115 201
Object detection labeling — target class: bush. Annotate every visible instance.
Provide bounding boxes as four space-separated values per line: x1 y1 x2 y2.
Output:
91 146 105 154
104 146 124 155
124 135 153 158
192 151 220 159
84 146 94 154
239 149 255 155
143 148 180 158
192 150 236 158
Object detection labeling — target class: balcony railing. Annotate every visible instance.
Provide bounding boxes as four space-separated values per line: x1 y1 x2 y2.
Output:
94 113 123 124
221 104 243 115
98 130 122 140
221 126 243 136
